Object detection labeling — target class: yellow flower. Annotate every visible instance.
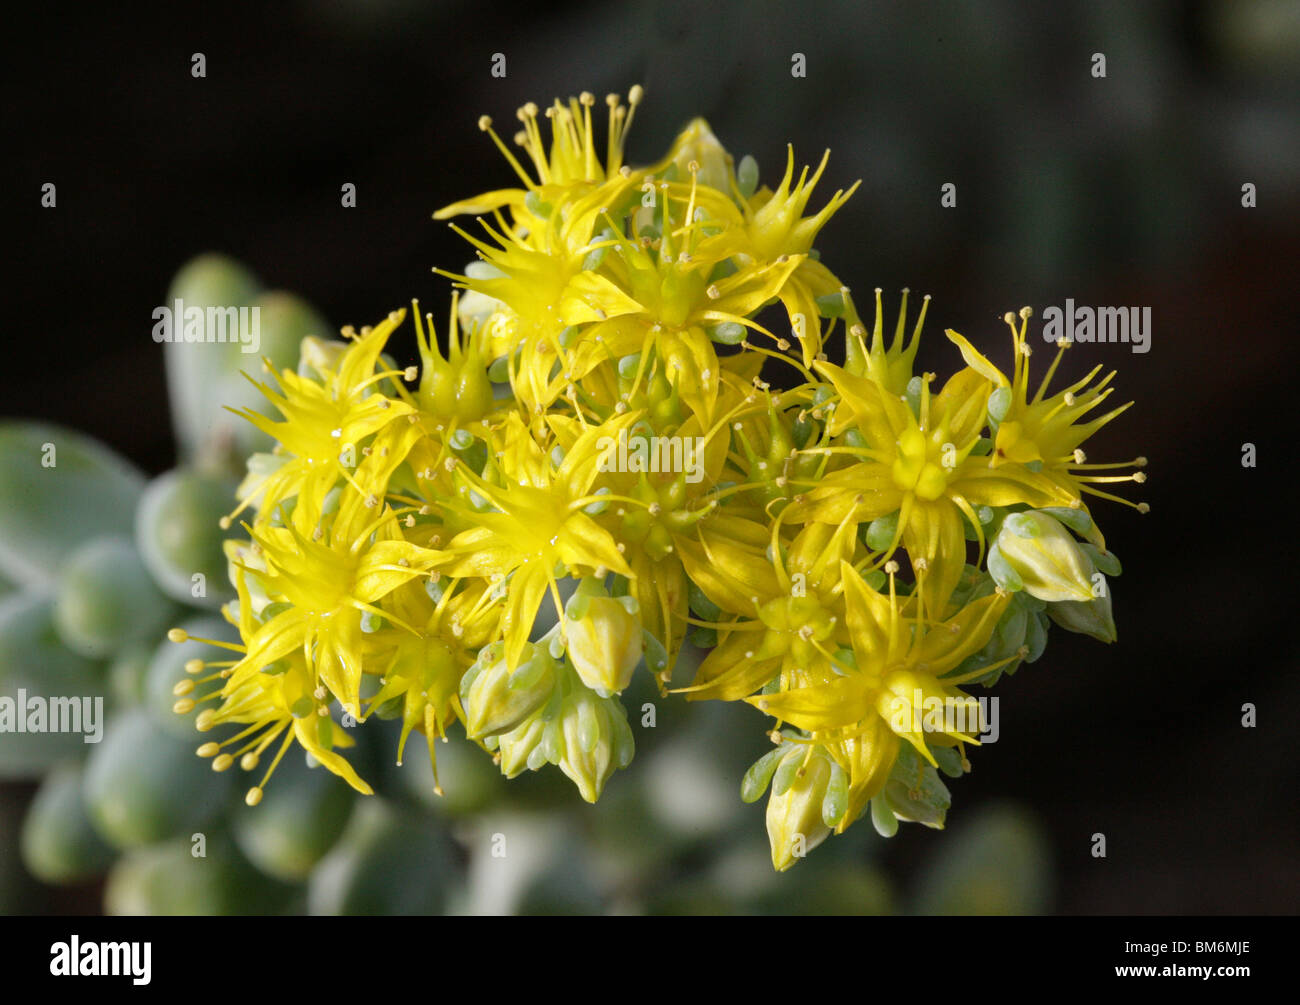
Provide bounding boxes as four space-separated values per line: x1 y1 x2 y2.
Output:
433 412 638 671
225 310 414 524
174 637 372 802
747 562 1010 767
946 308 1149 524
434 89 647 220
796 357 1069 614
675 515 858 702
225 470 443 720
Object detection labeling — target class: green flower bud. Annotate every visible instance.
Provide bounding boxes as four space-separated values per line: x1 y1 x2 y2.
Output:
496 712 549 779
766 746 834 871
554 683 634 803
464 643 557 739
992 511 1096 603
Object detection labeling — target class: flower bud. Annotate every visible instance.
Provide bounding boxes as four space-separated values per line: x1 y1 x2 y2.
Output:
496 712 549 778
464 643 557 739
554 684 634 803
766 746 834 871
991 511 1095 603
565 584 643 696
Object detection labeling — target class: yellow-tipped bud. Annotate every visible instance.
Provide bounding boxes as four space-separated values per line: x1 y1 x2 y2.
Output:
565 591 642 696
463 644 557 739
554 683 634 803
766 747 834 871
991 511 1097 603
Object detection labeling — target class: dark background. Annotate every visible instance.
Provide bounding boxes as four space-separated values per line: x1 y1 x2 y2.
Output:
4 0 1297 913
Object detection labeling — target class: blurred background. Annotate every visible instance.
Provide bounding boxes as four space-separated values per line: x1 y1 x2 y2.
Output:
2 0 1298 914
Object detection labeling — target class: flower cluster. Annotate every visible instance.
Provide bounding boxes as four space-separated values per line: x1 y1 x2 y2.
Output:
173 88 1146 869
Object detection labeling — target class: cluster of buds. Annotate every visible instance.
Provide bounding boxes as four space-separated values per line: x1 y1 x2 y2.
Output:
172 88 1146 869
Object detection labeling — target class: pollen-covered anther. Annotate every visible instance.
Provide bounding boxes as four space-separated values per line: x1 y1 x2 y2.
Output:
196 742 219 758
1019 306 1033 320
884 560 900 575
477 115 492 131
167 628 189 643
365 494 379 508
245 787 264 807
1135 456 1148 467
195 709 216 732
1133 471 1147 484
184 659 204 675
706 284 721 300
1074 449 1087 464
172 679 195 697
1137 502 1151 514
240 753 259 771
212 754 234 772
1063 392 1075 406
914 557 929 572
